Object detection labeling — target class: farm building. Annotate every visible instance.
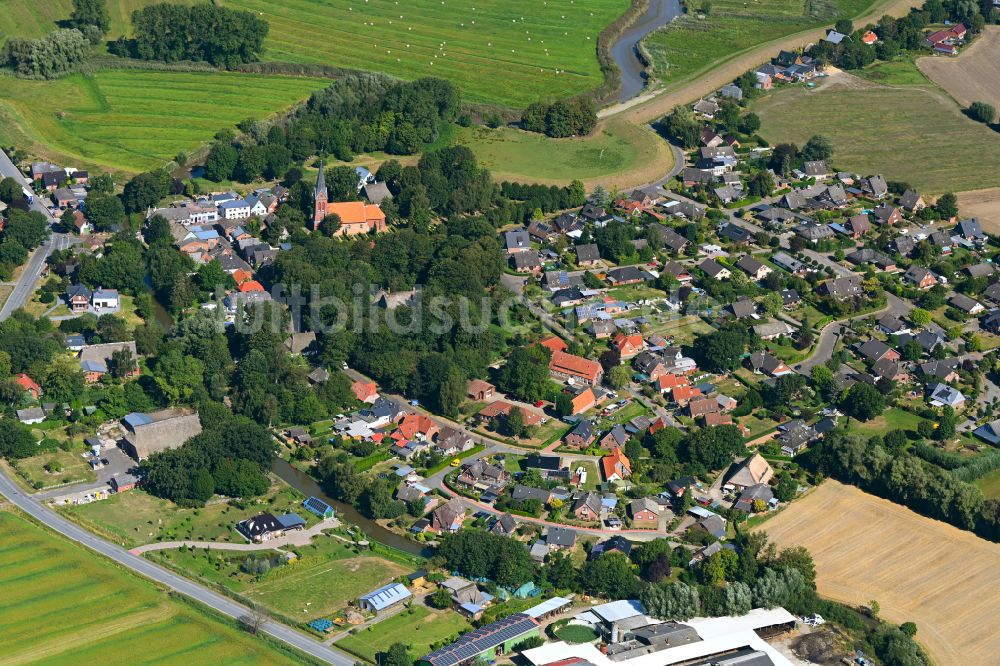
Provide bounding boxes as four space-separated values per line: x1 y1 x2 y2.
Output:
359 582 412 615
303 496 335 519
120 409 202 461
418 613 541 666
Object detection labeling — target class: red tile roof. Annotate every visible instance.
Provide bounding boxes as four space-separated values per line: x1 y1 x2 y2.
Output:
538 336 568 353
549 350 603 384
601 446 631 480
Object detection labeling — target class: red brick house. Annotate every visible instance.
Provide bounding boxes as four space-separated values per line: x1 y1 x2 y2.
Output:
549 350 604 386
629 498 660 526
611 333 645 361
15 373 41 400
601 447 632 482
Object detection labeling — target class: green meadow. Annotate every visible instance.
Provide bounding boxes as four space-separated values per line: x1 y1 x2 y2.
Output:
0 69 328 173
223 0 629 107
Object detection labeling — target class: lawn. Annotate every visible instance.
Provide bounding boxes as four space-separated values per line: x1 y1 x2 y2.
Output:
224 0 627 107
843 408 924 437
0 510 309 665
453 118 671 187
642 0 876 88
63 483 316 548
648 315 715 347
336 605 471 661
150 537 410 621
752 72 1000 194
554 624 599 644
13 446 96 489
854 58 931 86
0 69 328 174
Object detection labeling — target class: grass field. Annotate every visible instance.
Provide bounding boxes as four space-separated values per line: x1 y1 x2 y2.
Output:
336 605 471 661
753 69 1000 194
0 510 307 665
0 0 171 44
454 117 672 187
152 538 409 621
64 484 315 548
917 26 1000 110
0 69 328 173
762 481 1000 665
642 0 873 87
220 0 627 107
974 467 1000 499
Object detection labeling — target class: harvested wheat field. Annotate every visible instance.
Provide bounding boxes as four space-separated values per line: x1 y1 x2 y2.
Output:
763 481 1000 666
918 27 1000 110
957 188 1000 235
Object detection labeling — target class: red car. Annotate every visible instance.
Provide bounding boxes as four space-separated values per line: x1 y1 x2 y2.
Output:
534 400 545 407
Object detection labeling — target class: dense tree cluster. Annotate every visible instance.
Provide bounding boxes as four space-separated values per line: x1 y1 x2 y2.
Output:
140 407 273 506
521 98 597 138
806 430 1000 541
120 3 269 67
436 528 535 587
0 209 50 280
3 28 89 79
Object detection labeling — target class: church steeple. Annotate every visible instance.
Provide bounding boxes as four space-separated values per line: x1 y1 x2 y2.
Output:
313 159 328 227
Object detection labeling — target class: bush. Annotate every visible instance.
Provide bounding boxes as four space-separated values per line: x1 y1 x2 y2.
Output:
968 101 996 124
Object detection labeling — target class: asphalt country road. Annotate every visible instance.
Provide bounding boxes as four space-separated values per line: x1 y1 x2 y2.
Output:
0 149 69 320
0 471 355 665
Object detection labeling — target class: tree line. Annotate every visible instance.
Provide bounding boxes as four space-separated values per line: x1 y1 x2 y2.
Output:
805 429 1000 541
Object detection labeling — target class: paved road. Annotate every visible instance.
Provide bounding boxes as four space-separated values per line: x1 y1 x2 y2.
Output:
0 470 355 666
795 293 913 373
0 148 67 321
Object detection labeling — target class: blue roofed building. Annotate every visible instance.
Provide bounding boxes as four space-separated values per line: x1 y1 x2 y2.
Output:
359 582 412 615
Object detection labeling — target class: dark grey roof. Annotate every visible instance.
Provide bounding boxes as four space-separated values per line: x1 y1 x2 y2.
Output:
419 614 539 666
546 526 577 547
575 243 601 263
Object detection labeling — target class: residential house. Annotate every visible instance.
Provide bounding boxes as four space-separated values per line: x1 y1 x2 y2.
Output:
456 460 508 491
718 223 753 245
725 453 774 490
15 373 42 400
565 419 595 448
735 255 772 281
599 424 629 451
572 491 603 520
844 214 872 237
647 224 690 254
817 276 862 300
661 260 692 283
734 483 775 513
92 288 119 310
857 339 900 364
510 251 541 274
781 289 801 308
430 498 466 533
919 359 960 383
490 513 518 537
17 407 45 425
672 384 703 407
846 248 896 271
601 447 632 482
753 321 794 340
692 98 719 118
629 498 660 527
504 229 532 254
574 243 601 266
699 259 731 280
546 526 577 550
748 351 793 377
611 332 645 361
950 293 984 315
803 161 829 179
79 341 139 383
236 512 289 543
964 262 994 280
957 218 985 244
688 396 719 418
549 350 604 386
877 314 911 336
467 379 495 401
727 298 757 319
899 189 926 212
606 266 653 286
903 265 938 290
928 383 965 409
569 387 598 415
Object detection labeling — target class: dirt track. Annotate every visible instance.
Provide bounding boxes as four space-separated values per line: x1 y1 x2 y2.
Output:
918 26 1000 109
603 0 925 124
763 481 1000 666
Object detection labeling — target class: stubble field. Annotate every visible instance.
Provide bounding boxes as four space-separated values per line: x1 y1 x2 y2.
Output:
763 481 1000 666
917 26 1000 110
